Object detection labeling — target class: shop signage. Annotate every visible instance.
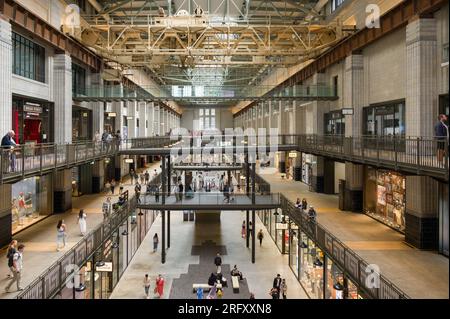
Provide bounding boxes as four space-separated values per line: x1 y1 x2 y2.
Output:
124 158 134 163
288 152 297 158
24 103 43 114
342 108 354 115
108 112 117 117
276 223 288 230
95 262 113 272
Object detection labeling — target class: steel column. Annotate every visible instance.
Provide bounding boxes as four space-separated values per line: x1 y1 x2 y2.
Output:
161 155 166 263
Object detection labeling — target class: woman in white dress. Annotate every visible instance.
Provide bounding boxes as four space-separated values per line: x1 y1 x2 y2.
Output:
78 209 87 236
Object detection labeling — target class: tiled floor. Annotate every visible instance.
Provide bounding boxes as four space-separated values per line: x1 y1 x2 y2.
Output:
258 167 449 299
110 210 308 299
0 162 161 299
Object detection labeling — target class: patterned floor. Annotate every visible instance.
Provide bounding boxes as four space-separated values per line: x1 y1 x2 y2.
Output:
169 240 251 299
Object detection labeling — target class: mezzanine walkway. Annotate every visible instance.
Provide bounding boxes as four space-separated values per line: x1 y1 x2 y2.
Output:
110 210 308 299
0 162 161 299
258 167 449 299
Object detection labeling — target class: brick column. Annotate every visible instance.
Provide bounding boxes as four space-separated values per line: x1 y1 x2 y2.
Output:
405 175 438 249
54 169 72 213
92 159 105 193
406 18 437 138
344 54 364 138
0 18 12 135
344 162 363 212
53 54 73 144
0 184 12 247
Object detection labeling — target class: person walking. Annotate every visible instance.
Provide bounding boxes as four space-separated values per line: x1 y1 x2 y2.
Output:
145 170 150 184
110 179 116 195
247 221 253 238
135 182 142 203
273 274 282 293
435 114 449 165
56 220 67 251
5 244 25 292
153 233 159 253
129 169 135 185
280 279 288 299
155 185 160 203
269 287 279 299
214 253 222 274
102 197 112 219
155 274 164 298
308 206 317 222
257 229 264 246
143 274 151 299
105 180 111 194
6 240 18 278
78 209 87 236
241 221 246 238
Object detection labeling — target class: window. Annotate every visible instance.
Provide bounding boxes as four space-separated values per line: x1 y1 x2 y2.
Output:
331 0 346 12
333 76 338 97
324 110 345 135
443 43 449 64
12 32 45 83
363 101 405 137
199 108 216 130
72 63 86 95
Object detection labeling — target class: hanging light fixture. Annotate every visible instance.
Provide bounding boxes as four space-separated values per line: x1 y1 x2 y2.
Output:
313 258 323 267
122 230 129 236
112 242 119 249
300 241 308 249
333 282 344 291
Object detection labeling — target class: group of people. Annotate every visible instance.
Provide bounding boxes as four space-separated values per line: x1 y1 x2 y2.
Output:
4 240 25 292
93 129 122 152
241 221 265 246
143 274 165 299
295 198 317 222
269 274 288 299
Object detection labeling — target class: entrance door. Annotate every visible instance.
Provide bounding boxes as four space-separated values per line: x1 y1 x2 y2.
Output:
24 118 42 143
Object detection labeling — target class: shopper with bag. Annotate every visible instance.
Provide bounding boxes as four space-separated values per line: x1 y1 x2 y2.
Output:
155 274 164 298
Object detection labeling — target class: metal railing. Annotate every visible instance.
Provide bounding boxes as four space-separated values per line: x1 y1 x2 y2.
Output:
138 192 281 207
280 195 410 299
16 195 137 299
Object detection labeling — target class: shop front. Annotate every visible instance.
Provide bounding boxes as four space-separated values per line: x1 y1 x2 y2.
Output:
325 257 360 299
299 233 324 299
12 97 53 145
364 167 406 232
72 106 93 141
11 175 53 234
54 209 157 299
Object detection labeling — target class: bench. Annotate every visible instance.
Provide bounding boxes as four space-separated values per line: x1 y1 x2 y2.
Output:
231 276 240 293
193 284 212 293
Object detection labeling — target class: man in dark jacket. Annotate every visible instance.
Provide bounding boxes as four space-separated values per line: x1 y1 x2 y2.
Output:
214 253 222 274
1 130 17 173
435 114 449 165
273 274 282 293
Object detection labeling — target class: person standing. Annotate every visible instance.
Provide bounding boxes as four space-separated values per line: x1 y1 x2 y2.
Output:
214 253 222 274
56 220 67 251
153 233 159 253
130 169 135 185
155 185 160 203
5 244 25 292
196 287 204 300
102 197 112 219
110 179 116 195
295 198 301 208
78 209 87 236
155 274 164 298
273 274 282 293
6 240 18 278
301 198 308 211
105 180 111 194
241 221 246 238
247 221 253 238
435 114 449 165
308 206 317 222
145 170 150 184
119 180 124 194
257 229 264 247
1 130 17 173
135 182 142 203
143 274 151 299
280 279 287 299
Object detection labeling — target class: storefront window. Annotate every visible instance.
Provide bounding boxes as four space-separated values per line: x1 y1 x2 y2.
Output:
324 110 345 135
363 101 405 137
12 97 53 144
364 167 406 232
11 175 52 234
302 154 313 185
72 107 92 141
325 258 345 299
289 225 299 278
299 234 324 299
